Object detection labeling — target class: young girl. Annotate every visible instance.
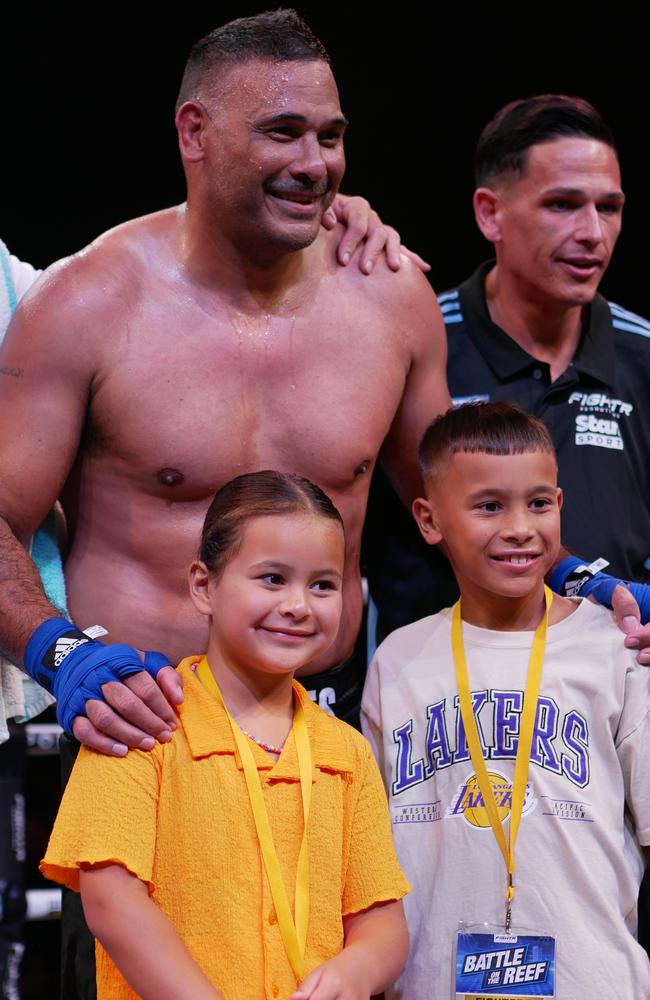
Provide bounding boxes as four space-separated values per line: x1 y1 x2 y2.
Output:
41 471 409 1000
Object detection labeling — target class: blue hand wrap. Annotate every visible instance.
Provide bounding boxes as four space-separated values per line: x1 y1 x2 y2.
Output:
549 556 650 623
24 617 170 736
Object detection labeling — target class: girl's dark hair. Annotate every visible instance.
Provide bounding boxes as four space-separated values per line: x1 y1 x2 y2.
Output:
199 470 344 577
419 401 556 480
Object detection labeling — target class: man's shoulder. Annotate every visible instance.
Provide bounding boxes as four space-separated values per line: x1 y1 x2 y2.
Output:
437 285 464 324
323 228 438 312
18 206 180 322
437 265 488 335
606 298 650 353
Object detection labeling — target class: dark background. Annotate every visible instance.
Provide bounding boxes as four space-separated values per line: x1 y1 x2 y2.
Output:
0 7 647 310
1 11 647 996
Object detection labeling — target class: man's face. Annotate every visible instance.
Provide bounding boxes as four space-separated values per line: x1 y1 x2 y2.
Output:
196 58 347 256
489 137 624 309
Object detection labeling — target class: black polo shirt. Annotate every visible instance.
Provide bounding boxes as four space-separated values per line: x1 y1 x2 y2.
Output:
364 261 650 640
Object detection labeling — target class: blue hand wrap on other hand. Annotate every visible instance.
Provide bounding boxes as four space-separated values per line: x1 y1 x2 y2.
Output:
549 556 650 623
142 650 171 675
24 617 171 736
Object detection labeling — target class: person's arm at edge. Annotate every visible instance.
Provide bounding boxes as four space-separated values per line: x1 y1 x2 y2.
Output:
547 545 650 665
291 899 408 1000
0 269 182 753
612 585 650 663
379 267 451 510
80 865 224 1000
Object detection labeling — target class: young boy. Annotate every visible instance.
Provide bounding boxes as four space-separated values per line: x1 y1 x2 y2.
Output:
362 401 650 999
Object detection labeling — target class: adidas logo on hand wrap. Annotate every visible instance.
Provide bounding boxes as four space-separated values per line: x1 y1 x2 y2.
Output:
53 635 90 667
42 629 91 672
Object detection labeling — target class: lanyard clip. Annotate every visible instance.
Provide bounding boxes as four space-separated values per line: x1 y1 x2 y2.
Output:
505 874 514 933
505 899 512 934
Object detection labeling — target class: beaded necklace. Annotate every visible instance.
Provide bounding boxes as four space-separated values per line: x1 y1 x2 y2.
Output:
240 726 284 755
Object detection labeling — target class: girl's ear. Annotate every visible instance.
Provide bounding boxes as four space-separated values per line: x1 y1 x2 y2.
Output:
188 560 213 617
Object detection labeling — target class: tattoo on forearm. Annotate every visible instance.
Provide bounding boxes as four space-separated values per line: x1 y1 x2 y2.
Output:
0 366 25 379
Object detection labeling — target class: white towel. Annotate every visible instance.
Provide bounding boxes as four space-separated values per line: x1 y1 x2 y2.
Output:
0 239 56 742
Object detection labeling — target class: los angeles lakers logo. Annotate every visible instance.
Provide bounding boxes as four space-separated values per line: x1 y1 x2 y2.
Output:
447 770 536 828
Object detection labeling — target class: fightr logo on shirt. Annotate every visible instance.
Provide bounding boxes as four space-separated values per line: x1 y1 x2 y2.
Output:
568 391 633 451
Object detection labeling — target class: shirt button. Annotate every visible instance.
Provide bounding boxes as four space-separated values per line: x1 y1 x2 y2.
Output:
532 368 543 380
269 909 277 925
272 986 280 997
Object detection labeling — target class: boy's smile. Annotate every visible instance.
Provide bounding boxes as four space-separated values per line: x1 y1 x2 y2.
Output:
414 449 563 628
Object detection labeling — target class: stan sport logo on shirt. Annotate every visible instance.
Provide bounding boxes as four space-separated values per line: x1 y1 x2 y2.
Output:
447 770 536 828
568 391 633 452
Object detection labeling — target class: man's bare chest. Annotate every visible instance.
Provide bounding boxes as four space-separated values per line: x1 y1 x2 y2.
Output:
87 313 410 497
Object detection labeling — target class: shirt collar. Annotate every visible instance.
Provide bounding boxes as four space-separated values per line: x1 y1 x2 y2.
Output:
177 657 353 780
458 261 616 387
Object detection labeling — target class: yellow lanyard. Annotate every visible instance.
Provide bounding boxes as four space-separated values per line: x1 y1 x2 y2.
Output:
196 657 312 982
451 586 552 931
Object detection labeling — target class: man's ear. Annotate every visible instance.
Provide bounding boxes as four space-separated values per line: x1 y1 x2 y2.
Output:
412 496 443 547
176 101 210 163
188 560 212 616
473 187 503 244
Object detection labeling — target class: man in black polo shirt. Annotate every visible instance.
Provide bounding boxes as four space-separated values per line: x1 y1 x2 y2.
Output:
443 93 650 590
366 94 650 646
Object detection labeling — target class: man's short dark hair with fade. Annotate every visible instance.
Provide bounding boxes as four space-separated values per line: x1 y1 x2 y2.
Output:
475 94 617 188
419 401 557 482
176 8 331 110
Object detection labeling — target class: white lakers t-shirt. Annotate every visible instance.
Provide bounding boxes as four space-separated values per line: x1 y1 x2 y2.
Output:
362 599 650 999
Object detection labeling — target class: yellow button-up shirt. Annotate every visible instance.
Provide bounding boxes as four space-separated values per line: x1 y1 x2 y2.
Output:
42 658 409 999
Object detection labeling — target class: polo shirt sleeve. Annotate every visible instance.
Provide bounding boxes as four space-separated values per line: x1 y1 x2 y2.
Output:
341 739 410 917
40 744 161 893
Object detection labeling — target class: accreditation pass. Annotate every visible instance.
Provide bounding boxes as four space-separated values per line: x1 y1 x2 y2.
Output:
455 929 556 998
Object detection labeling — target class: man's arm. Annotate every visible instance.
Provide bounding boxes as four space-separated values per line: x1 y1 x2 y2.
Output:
80 865 224 1000
379 267 451 509
291 900 408 999
0 265 181 753
0 269 94 657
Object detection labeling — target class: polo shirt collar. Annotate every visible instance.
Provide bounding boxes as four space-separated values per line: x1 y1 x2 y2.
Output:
459 261 616 387
177 658 354 780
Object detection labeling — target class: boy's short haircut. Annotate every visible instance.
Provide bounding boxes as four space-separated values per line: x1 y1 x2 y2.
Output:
419 401 557 482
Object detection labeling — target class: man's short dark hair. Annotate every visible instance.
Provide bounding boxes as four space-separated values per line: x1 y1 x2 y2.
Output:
419 401 556 482
176 8 330 109
475 94 617 187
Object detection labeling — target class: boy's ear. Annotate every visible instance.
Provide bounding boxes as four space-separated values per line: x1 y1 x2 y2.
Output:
412 496 443 546
557 486 563 512
188 560 212 616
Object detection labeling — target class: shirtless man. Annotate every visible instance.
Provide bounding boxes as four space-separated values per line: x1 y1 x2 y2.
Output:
0 10 449 754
